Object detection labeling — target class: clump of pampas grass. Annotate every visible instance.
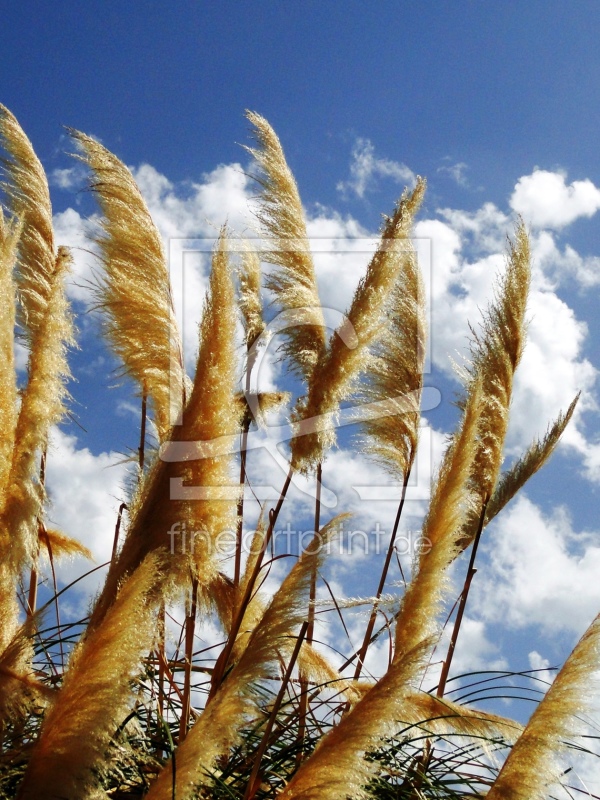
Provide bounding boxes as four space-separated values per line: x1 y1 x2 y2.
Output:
0 104 594 800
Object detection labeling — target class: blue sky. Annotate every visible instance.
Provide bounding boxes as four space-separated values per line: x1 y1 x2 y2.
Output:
3 2 600 776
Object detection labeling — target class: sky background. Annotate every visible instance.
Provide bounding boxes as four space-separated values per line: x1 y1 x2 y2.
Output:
3 2 600 788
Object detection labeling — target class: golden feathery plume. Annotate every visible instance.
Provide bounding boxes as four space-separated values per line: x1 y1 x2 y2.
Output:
487 612 600 800
145 519 342 800
245 111 326 383
239 243 266 350
70 129 186 442
359 206 427 481
231 512 351 671
225 510 271 659
0 107 74 575
0 104 55 342
279 633 519 800
277 639 432 800
38 527 93 562
175 229 242 571
18 554 163 800
238 507 268 601
0 248 74 576
291 178 426 473
394 377 482 666
236 390 290 429
464 220 531 503
457 392 580 554
0 210 20 506
409 692 523 743
0 617 53 724
297 641 366 706
87 232 241 631
201 570 236 633
0 565 19 655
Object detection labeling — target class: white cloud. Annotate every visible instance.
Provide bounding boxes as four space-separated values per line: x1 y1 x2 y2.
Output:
528 650 555 686
532 230 600 288
50 164 87 191
337 137 415 199
441 616 508 680
437 202 510 253
437 161 469 187
306 210 371 314
475 496 600 636
53 207 100 304
507 284 597 450
44 427 131 596
414 205 600 482
510 169 600 229
131 161 253 239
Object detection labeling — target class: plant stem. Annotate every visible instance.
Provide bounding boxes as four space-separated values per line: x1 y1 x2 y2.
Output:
297 463 322 760
307 462 322 646
179 576 198 742
436 497 488 698
40 523 64 671
235 349 256 587
208 467 293 698
27 451 47 617
352 469 411 680
156 602 166 756
244 621 309 800
138 386 147 472
234 412 251 587
111 502 128 565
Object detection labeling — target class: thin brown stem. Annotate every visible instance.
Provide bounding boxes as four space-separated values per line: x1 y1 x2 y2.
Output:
40 523 64 671
26 567 38 617
179 577 199 742
234 413 251 587
307 462 322 645
111 502 128 565
208 467 293 699
244 621 309 800
27 451 47 618
156 602 166 756
138 386 147 472
352 468 411 680
234 358 254 587
297 463 322 761
436 497 488 698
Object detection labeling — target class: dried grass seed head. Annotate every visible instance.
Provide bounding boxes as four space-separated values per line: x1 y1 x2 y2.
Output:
245 110 326 383
290 177 426 473
464 220 531 502
0 104 56 343
70 129 186 442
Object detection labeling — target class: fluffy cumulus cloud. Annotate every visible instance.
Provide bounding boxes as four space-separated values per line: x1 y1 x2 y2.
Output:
414 196 600 483
510 169 600 229
337 137 415 199
131 161 252 239
52 206 100 303
474 496 600 636
532 230 600 288
44 427 130 596
50 164 88 191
